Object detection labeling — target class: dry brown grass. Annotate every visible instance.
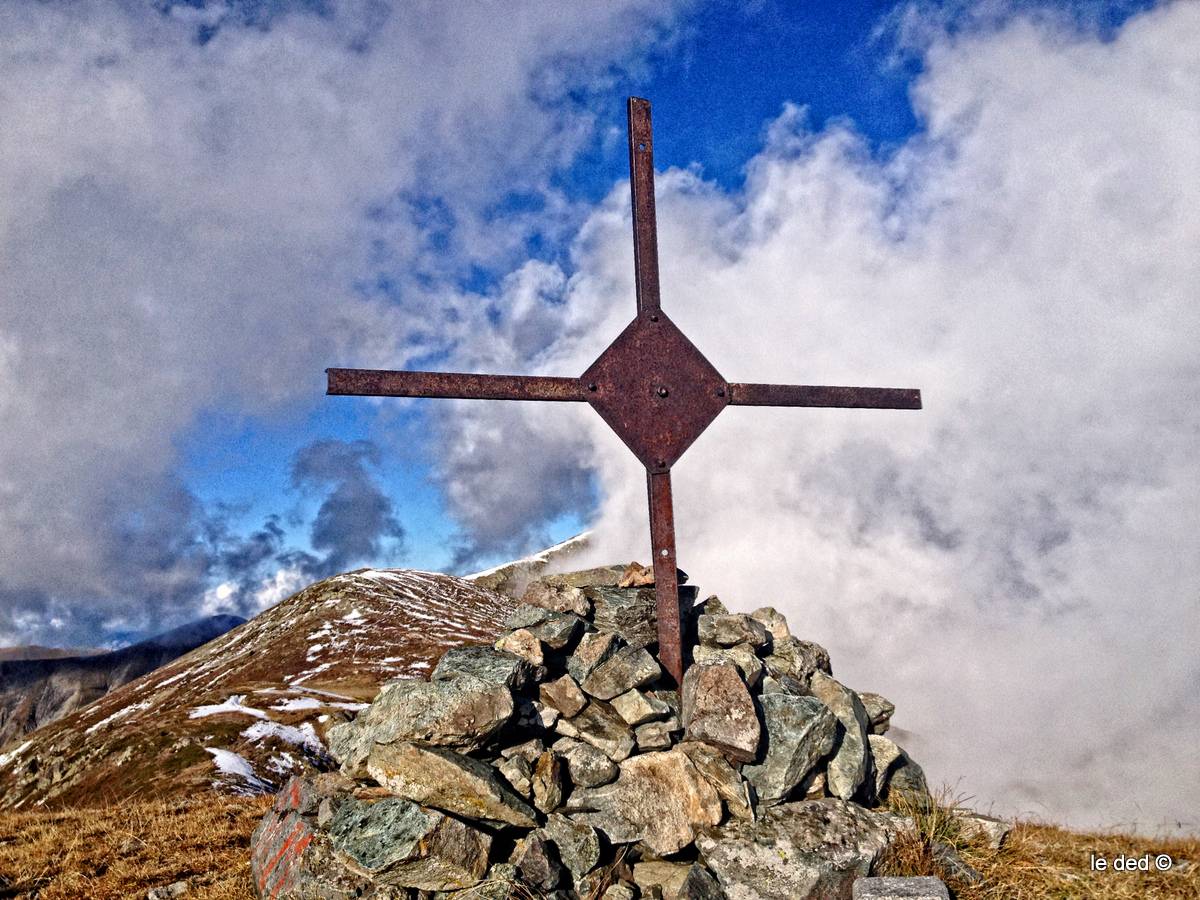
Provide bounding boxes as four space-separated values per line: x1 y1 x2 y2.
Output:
879 788 1200 899
0 789 1196 899
0 793 271 899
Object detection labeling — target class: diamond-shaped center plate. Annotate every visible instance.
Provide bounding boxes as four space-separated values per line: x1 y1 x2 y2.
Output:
581 311 728 472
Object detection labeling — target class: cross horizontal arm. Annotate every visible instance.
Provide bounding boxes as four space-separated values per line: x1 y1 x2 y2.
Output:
728 383 922 410
327 368 588 402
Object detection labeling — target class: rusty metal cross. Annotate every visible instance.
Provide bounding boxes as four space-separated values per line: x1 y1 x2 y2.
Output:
327 97 921 686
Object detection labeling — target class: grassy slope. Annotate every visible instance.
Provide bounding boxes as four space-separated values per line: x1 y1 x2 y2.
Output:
0 793 1195 899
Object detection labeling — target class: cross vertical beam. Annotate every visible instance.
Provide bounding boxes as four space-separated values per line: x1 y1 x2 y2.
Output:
647 470 682 684
628 97 661 316
628 97 686 685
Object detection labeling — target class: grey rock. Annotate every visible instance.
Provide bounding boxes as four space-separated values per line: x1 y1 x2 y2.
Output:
859 692 896 735
565 749 722 855
532 750 566 813
678 741 754 820
762 637 832 688
511 833 563 891
696 799 898 900
500 737 545 763
432 645 532 690
681 662 760 762
496 754 533 798
852 876 950 899
749 607 790 642
582 645 661 700
494 628 544 666
932 841 982 883
514 695 555 729
634 861 691 899
869 735 929 801
568 630 623 683
808 670 872 801
146 882 189 900
650 688 681 717
551 736 619 787
694 643 764 689
366 742 537 827
522 579 591 616
679 864 726 900
952 810 1011 849
586 586 659 648
556 700 636 762
505 603 555 630
635 720 674 750
602 885 637 900
327 676 512 776
465 862 521 900
567 809 639 845
612 688 671 725
528 612 585 650
327 796 490 891
760 673 808 695
538 700 560 729
798 769 827 800
540 674 587 717
545 566 627 589
742 694 837 807
697 614 770 649
542 813 600 878
699 596 729 615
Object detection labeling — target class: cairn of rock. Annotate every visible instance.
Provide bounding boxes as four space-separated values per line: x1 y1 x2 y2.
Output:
250 565 939 899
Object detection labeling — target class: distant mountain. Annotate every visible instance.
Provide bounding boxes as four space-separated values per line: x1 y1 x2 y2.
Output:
466 531 591 596
0 569 517 810
0 646 105 662
0 614 245 750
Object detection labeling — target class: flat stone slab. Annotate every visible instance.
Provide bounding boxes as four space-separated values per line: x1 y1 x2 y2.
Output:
366 742 537 827
696 799 897 900
566 749 722 855
432 645 532 689
585 586 658 648
552 736 619 787
852 876 950 899
743 693 836 807
808 670 872 801
327 795 491 891
681 661 760 762
556 700 636 762
327 676 513 777
582 645 661 700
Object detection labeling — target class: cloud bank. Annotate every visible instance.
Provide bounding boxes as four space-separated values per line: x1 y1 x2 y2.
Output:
0 0 684 645
435 4 1200 833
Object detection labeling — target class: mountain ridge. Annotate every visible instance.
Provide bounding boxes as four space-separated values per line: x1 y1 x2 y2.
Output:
0 613 246 750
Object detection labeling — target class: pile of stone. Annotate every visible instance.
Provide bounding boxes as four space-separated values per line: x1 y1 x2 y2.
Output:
250 565 947 899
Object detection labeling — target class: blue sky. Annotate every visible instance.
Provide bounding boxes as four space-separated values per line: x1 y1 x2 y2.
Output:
174 0 1152 579
1 0 1196 832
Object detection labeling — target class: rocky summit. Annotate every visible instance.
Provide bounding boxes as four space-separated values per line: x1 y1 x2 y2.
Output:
251 565 938 900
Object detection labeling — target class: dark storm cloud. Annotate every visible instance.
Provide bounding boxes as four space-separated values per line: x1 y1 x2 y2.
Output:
289 440 406 579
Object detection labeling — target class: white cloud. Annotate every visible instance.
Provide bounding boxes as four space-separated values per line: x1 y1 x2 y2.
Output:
438 3 1200 833
0 0 686 644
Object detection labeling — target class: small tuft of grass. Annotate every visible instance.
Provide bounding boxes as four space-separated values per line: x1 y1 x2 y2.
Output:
877 785 1200 899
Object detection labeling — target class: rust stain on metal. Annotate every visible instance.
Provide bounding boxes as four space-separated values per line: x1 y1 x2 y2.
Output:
325 95 922 688
647 470 682 684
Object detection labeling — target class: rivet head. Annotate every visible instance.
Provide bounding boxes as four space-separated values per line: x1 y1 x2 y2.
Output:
717 387 726 397
587 382 597 392
649 314 659 322
657 386 669 398
659 548 669 557
655 459 665 468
